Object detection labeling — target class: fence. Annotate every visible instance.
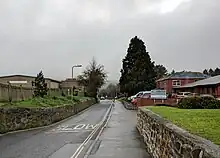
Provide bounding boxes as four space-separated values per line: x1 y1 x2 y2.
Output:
0 83 69 102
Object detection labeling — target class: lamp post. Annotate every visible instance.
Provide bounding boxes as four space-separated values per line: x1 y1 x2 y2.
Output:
72 64 82 79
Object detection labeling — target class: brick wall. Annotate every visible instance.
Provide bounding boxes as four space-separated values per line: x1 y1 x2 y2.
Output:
137 98 178 107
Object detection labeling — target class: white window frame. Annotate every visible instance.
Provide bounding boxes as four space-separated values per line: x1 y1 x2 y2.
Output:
172 80 181 86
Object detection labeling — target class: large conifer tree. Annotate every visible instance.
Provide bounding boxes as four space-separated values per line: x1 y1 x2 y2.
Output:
119 36 156 95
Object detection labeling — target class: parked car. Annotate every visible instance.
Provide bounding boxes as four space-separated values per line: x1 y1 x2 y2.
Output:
131 98 138 105
184 93 199 98
100 96 105 100
131 91 151 105
129 91 144 100
150 89 167 100
176 92 192 98
200 94 215 98
140 91 151 98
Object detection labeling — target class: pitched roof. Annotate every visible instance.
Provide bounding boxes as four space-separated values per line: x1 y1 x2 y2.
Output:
176 75 220 88
157 72 209 82
0 75 61 83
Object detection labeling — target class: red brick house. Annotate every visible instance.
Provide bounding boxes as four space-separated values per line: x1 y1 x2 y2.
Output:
174 75 220 98
156 72 209 94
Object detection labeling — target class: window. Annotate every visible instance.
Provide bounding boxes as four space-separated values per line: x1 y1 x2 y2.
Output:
136 92 143 97
172 80 181 86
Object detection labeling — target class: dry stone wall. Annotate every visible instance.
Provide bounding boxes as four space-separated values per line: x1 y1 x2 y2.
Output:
0 99 95 134
137 108 220 158
121 101 138 110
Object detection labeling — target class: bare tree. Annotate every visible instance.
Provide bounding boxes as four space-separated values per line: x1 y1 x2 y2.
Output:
78 58 107 102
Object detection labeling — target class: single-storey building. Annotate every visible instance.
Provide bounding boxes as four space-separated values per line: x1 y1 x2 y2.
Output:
174 75 220 98
60 78 84 91
0 75 60 89
156 72 209 93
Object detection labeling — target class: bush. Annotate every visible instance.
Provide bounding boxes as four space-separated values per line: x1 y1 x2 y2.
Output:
178 96 220 109
72 96 81 102
52 96 58 100
61 91 66 97
67 96 73 100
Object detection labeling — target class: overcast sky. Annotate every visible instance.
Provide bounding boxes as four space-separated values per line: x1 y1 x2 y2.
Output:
0 0 219 81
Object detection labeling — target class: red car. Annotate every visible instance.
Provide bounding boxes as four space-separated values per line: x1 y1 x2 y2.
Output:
131 91 151 105
131 98 138 105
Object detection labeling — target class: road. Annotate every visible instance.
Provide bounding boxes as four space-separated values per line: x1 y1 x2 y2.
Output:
0 100 111 158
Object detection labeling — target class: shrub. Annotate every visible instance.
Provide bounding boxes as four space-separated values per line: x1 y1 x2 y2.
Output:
178 96 220 109
61 91 66 97
52 96 58 100
72 96 80 102
67 96 73 100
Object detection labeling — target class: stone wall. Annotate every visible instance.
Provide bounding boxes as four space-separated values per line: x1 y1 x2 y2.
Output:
0 99 95 134
137 108 220 158
121 101 138 110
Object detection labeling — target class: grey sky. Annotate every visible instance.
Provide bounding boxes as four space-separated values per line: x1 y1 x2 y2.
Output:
0 0 220 81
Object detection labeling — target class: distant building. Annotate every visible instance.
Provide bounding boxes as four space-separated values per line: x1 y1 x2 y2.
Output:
60 78 83 92
0 75 60 89
174 75 220 98
156 72 209 93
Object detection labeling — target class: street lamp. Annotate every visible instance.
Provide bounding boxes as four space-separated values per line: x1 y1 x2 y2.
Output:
72 64 82 79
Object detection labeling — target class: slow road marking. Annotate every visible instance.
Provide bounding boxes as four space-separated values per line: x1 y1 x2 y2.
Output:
45 124 99 134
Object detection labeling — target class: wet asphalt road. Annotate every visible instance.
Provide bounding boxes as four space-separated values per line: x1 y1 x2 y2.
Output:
0 101 111 158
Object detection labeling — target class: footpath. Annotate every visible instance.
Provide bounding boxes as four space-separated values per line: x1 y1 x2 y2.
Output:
88 101 151 158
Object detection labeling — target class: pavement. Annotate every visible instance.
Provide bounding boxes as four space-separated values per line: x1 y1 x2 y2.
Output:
0 100 111 158
87 101 151 158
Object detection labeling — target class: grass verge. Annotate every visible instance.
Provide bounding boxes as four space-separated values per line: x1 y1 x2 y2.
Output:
146 106 220 145
0 96 91 108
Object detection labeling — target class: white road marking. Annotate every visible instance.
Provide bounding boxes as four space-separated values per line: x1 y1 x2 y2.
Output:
70 123 101 158
73 124 86 130
45 124 100 134
85 124 99 130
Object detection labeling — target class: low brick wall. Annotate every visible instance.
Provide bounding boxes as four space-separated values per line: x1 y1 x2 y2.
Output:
137 98 178 107
0 99 95 134
137 108 220 158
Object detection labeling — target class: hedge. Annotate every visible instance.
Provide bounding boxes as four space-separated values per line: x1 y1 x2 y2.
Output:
178 96 220 109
